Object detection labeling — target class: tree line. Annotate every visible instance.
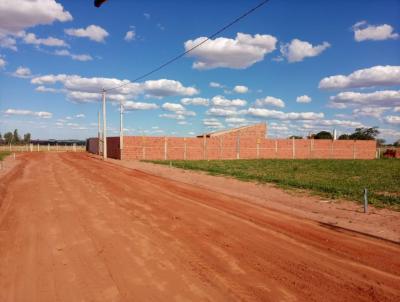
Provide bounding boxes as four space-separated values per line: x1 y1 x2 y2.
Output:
0 129 31 145
289 127 398 146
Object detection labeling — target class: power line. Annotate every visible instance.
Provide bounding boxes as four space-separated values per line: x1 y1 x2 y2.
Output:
104 0 270 92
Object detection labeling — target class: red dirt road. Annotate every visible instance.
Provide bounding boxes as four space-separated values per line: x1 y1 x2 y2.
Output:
0 153 399 301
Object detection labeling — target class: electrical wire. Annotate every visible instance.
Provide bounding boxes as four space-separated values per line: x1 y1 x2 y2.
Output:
104 0 270 92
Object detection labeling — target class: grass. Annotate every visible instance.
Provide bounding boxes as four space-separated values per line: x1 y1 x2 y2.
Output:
0 151 11 161
148 159 400 209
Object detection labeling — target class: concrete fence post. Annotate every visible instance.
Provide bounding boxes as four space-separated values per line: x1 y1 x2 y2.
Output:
183 138 187 160
236 133 240 160
219 137 223 159
164 137 168 160
37 144 40 152
292 137 295 159
330 140 334 159
203 135 207 160
48 143 50 151
142 136 146 160
353 141 356 160
275 139 278 158
256 138 260 159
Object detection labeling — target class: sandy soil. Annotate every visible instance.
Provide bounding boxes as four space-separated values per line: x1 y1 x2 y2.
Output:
0 152 399 302
108 157 400 243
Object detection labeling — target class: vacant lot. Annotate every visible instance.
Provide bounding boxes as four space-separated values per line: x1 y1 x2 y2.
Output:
1 152 399 301
150 159 400 209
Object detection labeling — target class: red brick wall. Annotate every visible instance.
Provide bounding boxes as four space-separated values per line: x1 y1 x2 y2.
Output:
87 136 377 160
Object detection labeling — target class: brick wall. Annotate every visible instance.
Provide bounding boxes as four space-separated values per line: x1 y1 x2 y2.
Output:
88 136 377 160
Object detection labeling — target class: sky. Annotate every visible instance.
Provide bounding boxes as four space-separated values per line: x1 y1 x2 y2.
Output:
0 0 399 142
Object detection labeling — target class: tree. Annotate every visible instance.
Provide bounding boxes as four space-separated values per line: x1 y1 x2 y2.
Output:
349 127 379 140
13 129 20 143
376 139 386 146
24 133 31 144
338 134 350 140
394 139 400 147
314 131 333 139
289 135 302 139
4 132 13 144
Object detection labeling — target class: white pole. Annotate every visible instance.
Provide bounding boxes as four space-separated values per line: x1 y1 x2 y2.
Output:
102 89 107 160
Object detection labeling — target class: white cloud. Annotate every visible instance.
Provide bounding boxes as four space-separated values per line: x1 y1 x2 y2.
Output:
124 101 158 111
207 107 241 117
0 57 6 68
210 82 223 88
296 95 312 103
225 117 248 124
329 90 400 108
281 39 330 63
233 85 248 94
161 102 195 119
143 13 151 20
352 21 399 42
124 30 136 42
12 66 31 78
384 115 400 125
211 95 247 107
23 32 68 47
394 107 400 112
54 49 93 61
181 97 209 106
75 114 85 118
31 74 198 102
255 96 285 108
247 108 324 120
65 25 109 42
353 107 389 118
203 118 224 129
185 32 277 69
319 65 400 89
162 102 185 112
159 113 186 120
0 0 72 35
4 108 52 119
0 35 17 50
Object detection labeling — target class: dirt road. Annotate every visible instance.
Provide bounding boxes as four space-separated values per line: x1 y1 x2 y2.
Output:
0 153 399 301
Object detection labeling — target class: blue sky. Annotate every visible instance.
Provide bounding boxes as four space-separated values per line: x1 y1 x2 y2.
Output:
0 0 399 141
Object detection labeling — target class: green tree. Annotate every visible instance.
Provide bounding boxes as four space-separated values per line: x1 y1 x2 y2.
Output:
376 139 386 146
314 131 333 139
24 133 31 144
338 134 350 140
288 135 303 139
349 127 379 140
4 132 13 144
394 139 400 147
13 129 20 143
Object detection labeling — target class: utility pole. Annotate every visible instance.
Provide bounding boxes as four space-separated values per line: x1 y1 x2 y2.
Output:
102 89 107 160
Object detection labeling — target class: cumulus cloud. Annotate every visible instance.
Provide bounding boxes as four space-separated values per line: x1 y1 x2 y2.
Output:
203 118 224 129
75 114 85 118
247 108 324 120
207 107 242 117
30 74 199 102
65 25 109 42
0 57 6 68
210 82 224 88
353 107 389 118
352 21 399 42
54 49 93 61
161 102 195 119
280 39 330 63
384 115 400 125
184 32 277 69
211 95 247 107
124 101 158 111
0 0 72 35
124 30 136 42
23 32 68 47
329 90 400 108
255 96 285 108
181 97 209 106
319 65 400 89
0 35 17 50
12 66 32 78
233 85 248 94
4 108 52 119
162 102 185 112
296 95 312 103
